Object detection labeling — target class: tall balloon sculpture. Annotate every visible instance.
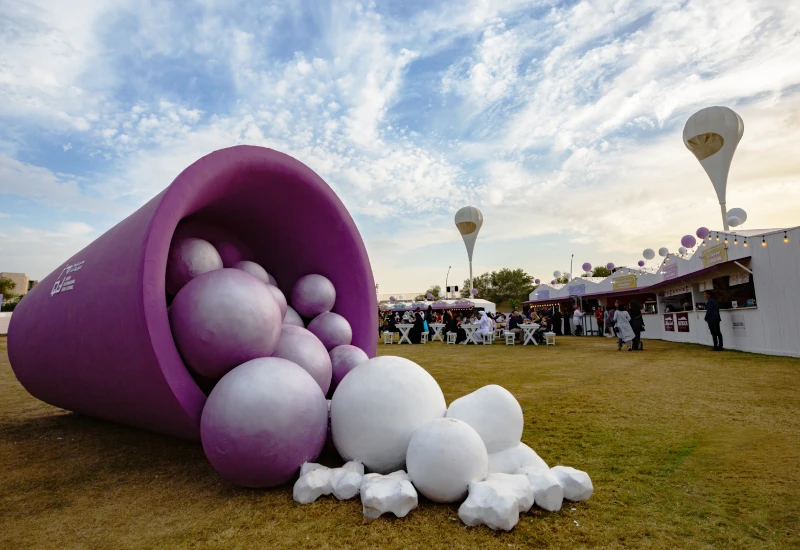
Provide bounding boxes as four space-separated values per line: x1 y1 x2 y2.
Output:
683 106 744 231
454 206 483 296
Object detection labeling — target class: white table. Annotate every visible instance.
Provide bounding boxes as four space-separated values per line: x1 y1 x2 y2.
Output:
520 323 541 346
430 323 445 342
396 323 413 345
462 323 479 344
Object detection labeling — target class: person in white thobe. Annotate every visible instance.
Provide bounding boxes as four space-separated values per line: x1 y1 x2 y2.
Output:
475 311 492 343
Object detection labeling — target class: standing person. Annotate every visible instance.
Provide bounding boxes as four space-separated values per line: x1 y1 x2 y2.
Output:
563 305 572 336
604 306 616 337
629 300 645 351
572 306 584 336
613 303 635 351
595 306 604 337
704 290 723 351
408 308 424 344
425 305 434 337
551 307 563 335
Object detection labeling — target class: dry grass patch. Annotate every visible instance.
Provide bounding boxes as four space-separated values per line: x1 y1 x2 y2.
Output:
1 335 798 549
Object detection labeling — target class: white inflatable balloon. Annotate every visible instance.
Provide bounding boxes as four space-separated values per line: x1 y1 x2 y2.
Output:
455 206 483 296
643 249 655 260
683 106 744 231
727 207 747 224
658 247 669 257
678 247 687 255
727 215 742 227
553 270 561 278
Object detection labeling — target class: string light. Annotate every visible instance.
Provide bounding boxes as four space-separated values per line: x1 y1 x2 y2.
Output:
784 231 789 243
762 236 767 247
734 236 738 245
744 238 748 248
724 235 729 245
716 232 720 241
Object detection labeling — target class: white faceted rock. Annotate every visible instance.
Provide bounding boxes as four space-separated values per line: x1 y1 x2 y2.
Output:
551 466 593 502
330 461 365 500
293 466 333 504
283 305 305 327
485 473 534 512
488 443 548 474
331 356 446 473
458 478 522 531
406 418 488 503
360 471 418 519
300 462 328 477
446 385 523 453
518 467 563 512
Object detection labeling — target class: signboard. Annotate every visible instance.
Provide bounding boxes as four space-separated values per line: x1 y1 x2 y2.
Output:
536 290 550 300
662 263 679 280
612 275 637 290
663 284 692 298
568 284 585 296
702 243 728 268
663 314 675 331
732 313 746 334
676 312 690 332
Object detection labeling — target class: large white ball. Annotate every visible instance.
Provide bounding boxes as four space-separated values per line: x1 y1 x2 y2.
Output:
273 325 332 394
166 237 223 295
291 274 336 318
446 385 523 453
331 356 446 473
308 312 352 350
406 418 488 503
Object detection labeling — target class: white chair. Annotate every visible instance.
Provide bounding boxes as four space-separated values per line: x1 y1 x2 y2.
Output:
545 332 556 346
420 333 428 344
447 332 457 345
505 333 515 345
383 331 393 344
479 332 493 345
494 329 504 341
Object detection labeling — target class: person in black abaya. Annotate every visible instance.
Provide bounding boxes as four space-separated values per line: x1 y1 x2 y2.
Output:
425 305 434 337
408 308 425 344
562 304 572 336
444 309 467 343
551 307 563 335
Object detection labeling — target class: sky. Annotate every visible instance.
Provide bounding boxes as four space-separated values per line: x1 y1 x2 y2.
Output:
1 0 800 295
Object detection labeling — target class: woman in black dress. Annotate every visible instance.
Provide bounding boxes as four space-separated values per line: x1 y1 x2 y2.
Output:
408 308 425 344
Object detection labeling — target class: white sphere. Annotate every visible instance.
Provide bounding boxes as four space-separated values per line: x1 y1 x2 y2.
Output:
446 385 523 453
292 274 336 318
232 260 270 284
283 305 305 327
273 325 332 394
406 418 488 503
643 248 655 260
267 284 288 319
727 215 742 227
308 312 352 350
331 356 446 473
166 238 223 295
564 272 571 280
658 247 669 257
553 270 561 278
678 246 687 255
727 207 747 224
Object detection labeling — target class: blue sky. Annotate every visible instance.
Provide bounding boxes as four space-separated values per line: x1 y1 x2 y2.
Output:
2 0 800 293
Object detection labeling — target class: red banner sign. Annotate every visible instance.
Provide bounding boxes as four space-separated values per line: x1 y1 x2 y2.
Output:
676 312 690 332
664 314 675 332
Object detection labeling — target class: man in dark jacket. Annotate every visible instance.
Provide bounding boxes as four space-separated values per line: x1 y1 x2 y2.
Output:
704 290 723 351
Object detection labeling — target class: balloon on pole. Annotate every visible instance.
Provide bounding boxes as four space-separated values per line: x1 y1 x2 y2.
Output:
637 260 645 267
679 246 687 255
683 106 744 231
727 207 747 225
581 262 592 272
643 249 655 260
681 235 697 248
534 279 541 284
426 293 434 300
470 288 478 296
658 247 669 257
389 296 396 303
696 227 710 239
454 206 483 297
728 216 742 227
553 270 561 278
606 263 615 270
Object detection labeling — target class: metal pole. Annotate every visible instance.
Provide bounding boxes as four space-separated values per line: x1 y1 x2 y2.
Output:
570 254 574 279
720 203 730 231
469 260 473 297
445 266 451 299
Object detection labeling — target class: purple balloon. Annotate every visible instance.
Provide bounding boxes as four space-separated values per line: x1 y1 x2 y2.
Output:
681 235 697 248
232 260 269 284
696 227 710 239
165 238 223 295
308 311 353 350
329 345 369 394
292 274 336 318
535 279 541 284
427 293 434 300
173 221 254 269
389 296 396 303
582 262 592 272
551 279 556 284
471 288 479 296
169 269 282 379
267 284 288 319
606 263 615 270
283 305 305 327
638 260 645 267
201 357 328 487
273 325 333 394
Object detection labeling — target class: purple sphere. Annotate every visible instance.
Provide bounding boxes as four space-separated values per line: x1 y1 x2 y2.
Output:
308 311 353 350
267 284 288 319
232 260 270 284
165 238 223 295
201 357 328 488
681 234 697 248
582 262 592 272
535 279 541 284
696 227 710 239
329 345 369 394
427 293 434 300
169 269 282 379
638 260 645 267
389 296 396 303
291 274 336 318
606 263 615 270
551 280 556 284
273 325 333 394
471 288 478 296
283 305 305 327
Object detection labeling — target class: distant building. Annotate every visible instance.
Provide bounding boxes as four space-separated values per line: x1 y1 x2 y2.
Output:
0 272 34 300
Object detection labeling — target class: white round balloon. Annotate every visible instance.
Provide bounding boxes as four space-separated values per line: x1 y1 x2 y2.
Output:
643 248 655 260
658 247 669 257
331 356 446 473
727 215 742 227
446 385 523 454
553 270 561 278
727 207 747 224
406 418 488 503
679 246 687 255
564 272 571 280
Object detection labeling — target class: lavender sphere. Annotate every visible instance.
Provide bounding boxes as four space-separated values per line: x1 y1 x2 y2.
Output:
233 260 269 284
535 279 540 284
638 260 645 267
201 357 328 488
291 274 336 317
696 227 710 239
308 312 353 350
582 262 592 272
267 285 288 319
329 345 368 394
273 325 333 394
283 305 305 327
681 235 697 248
169 268 282 379
606 263 615 270
165 238 223 295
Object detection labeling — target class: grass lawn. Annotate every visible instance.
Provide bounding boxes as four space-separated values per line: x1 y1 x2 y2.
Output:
1 334 798 549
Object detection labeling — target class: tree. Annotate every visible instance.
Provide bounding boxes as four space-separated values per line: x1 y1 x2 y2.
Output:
592 266 612 278
508 298 522 311
461 269 535 304
0 277 19 303
460 273 492 299
555 275 569 284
